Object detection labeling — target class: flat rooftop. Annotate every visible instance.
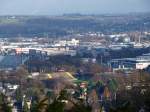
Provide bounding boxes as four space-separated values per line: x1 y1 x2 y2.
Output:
111 58 150 63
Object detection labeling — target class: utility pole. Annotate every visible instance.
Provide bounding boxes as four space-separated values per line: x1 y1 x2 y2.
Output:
101 55 103 65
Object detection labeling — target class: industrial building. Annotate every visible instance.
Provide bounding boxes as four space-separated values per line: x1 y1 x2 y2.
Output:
110 56 150 71
0 55 28 70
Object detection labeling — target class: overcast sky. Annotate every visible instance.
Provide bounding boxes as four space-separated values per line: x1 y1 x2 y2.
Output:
0 0 150 15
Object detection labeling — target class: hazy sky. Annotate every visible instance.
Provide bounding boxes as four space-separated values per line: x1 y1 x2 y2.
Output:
0 0 150 15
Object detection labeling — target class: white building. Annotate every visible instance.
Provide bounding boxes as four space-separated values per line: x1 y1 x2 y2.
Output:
53 38 79 47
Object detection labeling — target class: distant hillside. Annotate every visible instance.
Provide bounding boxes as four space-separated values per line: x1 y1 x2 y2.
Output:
0 14 150 38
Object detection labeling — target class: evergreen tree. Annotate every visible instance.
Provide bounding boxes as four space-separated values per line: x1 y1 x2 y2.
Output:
30 98 48 112
22 99 30 112
0 94 12 112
